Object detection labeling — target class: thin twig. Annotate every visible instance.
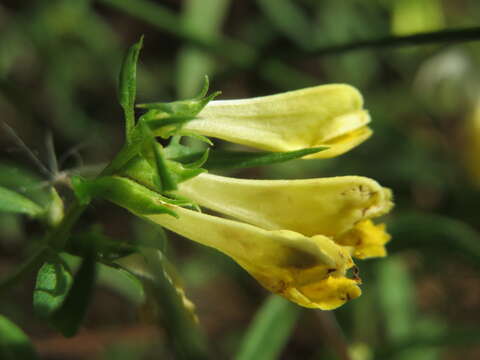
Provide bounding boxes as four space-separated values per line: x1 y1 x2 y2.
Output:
308 27 480 56
1 121 52 177
45 131 59 175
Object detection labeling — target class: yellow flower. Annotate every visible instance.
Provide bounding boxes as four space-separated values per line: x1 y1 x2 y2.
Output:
177 173 393 258
146 205 361 310
336 220 391 259
175 84 372 158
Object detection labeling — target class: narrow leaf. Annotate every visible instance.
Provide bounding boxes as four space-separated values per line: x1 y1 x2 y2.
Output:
235 295 301 360
120 250 210 360
51 252 97 337
167 160 205 184
33 255 73 319
0 163 50 206
173 147 328 169
119 36 144 143
0 186 43 217
152 143 178 192
376 256 415 343
0 315 39 360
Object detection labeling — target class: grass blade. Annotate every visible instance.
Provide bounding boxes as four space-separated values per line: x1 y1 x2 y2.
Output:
235 295 301 360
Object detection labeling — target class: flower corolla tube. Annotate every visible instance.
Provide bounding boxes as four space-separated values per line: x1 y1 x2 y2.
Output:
144 84 393 310
179 84 372 158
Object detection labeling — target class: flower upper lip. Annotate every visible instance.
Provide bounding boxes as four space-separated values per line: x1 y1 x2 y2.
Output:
178 84 372 159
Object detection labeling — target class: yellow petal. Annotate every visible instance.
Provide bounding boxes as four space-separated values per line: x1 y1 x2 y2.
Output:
336 220 391 259
178 173 393 238
178 84 371 158
146 205 360 310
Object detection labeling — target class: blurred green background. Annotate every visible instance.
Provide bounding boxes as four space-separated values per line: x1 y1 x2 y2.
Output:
1 0 480 359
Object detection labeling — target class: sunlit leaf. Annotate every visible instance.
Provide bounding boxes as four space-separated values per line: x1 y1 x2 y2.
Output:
119 36 144 143
0 315 39 360
0 186 43 217
33 255 73 319
51 252 97 337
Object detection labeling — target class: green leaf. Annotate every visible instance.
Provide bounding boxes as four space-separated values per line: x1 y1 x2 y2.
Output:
164 135 211 160
183 148 209 169
0 315 39 360
0 163 50 207
68 226 137 261
119 36 144 143
235 295 301 360
46 187 64 227
173 147 328 169
60 253 145 306
376 256 415 343
151 143 178 192
33 255 73 319
51 252 97 337
167 160 206 184
72 176 179 217
137 75 220 118
97 264 145 306
102 120 152 175
135 250 209 360
389 212 480 267
0 186 43 217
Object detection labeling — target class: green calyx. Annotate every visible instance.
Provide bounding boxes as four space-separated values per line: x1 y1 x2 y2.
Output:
137 76 221 137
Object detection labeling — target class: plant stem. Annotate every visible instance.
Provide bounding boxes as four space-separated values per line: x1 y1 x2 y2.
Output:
308 26 480 56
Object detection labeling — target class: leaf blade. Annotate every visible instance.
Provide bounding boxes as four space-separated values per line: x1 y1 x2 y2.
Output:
173 147 328 169
119 36 144 143
50 252 97 337
235 295 301 360
0 186 43 217
0 315 39 360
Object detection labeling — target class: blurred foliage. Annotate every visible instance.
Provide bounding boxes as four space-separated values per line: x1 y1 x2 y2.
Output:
1 0 480 359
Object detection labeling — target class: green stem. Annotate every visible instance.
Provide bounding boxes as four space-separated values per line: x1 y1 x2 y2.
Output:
125 108 135 145
302 27 480 57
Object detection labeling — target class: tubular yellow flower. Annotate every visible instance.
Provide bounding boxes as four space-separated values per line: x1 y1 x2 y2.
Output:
177 173 393 256
175 84 372 158
146 205 361 310
335 220 391 259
